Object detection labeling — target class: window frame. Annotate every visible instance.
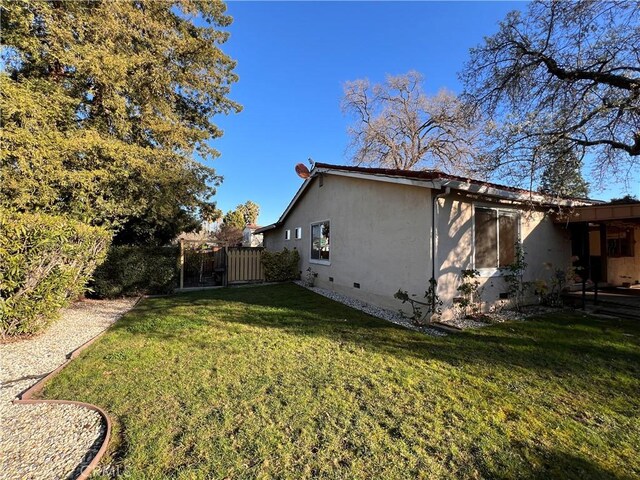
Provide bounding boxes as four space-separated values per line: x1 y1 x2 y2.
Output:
309 219 331 265
607 226 635 258
294 227 302 240
472 204 521 277
285 229 291 241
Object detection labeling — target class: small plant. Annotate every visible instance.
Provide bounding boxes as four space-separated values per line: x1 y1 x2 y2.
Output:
304 267 317 287
394 278 443 326
532 279 549 305
489 299 508 314
500 241 529 312
545 264 577 307
455 269 483 319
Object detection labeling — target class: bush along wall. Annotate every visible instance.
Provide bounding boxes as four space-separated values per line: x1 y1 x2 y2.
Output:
0 209 111 337
261 248 301 282
90 245 179 298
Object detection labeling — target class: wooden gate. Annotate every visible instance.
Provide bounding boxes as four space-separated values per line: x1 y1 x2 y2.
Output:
180 241 226 288
178 242 264 289
226 247 265 284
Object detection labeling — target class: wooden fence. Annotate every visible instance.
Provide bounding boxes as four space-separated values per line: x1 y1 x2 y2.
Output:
178 242 264 289
226 247 265 284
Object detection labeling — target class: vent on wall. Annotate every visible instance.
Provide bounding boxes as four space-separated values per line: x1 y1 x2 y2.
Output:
329 277 334 282
499 292 509 299
353 282 360 289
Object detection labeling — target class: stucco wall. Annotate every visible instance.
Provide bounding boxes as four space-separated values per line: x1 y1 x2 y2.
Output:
264 174 573 320
264 174 433 311
434 196 572 319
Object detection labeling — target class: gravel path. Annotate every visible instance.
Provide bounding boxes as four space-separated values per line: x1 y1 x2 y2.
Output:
0 298 138 480
294 281 446 337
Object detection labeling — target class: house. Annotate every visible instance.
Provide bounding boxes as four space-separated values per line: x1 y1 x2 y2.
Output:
243 224 264 247
256 163 639 320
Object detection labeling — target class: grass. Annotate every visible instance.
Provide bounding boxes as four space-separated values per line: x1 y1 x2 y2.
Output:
41 284 639 479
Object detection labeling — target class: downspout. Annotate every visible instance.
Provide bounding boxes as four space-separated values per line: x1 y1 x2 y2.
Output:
431 186 451 309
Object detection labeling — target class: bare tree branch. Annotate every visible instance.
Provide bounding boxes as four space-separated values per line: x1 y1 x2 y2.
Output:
460 0 640 190
342 71 478 174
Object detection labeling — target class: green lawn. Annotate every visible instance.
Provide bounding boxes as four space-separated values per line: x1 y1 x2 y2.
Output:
41 284 639 479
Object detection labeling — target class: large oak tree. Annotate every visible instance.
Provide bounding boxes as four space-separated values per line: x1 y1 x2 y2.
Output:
1 0 240 231
342 71 478 174
461 0 639 190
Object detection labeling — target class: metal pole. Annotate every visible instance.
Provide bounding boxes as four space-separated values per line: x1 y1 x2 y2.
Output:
179 239 184 290
581 223 588 310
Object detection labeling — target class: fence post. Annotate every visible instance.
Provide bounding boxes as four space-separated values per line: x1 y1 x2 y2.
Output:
224 246 228 287
179 239 184 290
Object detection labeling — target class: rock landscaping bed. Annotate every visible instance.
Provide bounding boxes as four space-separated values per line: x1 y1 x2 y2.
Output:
293 281 446 336
439 305 570 330
0 297 137 480
294 282 569 332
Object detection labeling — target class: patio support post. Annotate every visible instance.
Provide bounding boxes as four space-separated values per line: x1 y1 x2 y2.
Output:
581 223 590 310
599 223 608 285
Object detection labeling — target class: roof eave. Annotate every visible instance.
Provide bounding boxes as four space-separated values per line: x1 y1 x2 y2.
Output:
253 224 277 234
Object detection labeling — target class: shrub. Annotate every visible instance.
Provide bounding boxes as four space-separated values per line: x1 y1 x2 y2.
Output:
394 278 443 326
90 245 179 298
454 269 483 319
0 209 111 337
261 248 300 282
500 241 530 312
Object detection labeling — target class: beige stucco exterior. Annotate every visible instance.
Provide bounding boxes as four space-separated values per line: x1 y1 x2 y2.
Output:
434 196 572 318
263 172 573 319
265 174 433 311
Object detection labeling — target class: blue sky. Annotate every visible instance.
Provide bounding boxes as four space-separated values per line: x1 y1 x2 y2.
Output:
209 1 635 226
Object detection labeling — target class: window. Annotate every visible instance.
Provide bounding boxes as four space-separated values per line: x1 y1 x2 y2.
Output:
474 207 519 270
311 221 330 263
607 226 634 257
285 229 291 240
295 227 302 239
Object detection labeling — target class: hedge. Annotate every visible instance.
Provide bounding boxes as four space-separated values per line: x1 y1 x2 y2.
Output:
90 245 179 298
261 248 300 282
0 209 111 337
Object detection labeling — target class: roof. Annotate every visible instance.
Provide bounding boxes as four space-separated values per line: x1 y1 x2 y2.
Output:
255 163 602 234
314 163 597 200
554 202 640 224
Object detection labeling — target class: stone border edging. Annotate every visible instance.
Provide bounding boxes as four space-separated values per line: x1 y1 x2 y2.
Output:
430 322 464 333
11 296 143 480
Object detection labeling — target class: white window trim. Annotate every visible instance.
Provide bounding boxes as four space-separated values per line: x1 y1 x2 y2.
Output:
472 204 520 277
294 227 302 240
310 219 331 265
285 229 291 241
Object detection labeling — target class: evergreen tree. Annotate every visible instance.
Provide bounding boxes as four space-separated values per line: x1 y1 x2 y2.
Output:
223 201 260 229
1 1 240 230
539 143 589 198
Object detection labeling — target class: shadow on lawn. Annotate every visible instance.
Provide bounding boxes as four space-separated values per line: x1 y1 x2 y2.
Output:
116 284 640 382
517 448 638 480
